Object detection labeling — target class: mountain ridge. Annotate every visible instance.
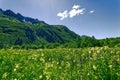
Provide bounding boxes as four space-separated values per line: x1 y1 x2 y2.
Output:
0 8 120 49
0 8 48 24
0 8 79 48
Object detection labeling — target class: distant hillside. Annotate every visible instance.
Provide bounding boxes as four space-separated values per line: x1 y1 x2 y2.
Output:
0 8 79 48
0 8 120 49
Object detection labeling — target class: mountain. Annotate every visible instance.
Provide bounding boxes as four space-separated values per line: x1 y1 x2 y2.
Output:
1 9 41 24
0 8 79 48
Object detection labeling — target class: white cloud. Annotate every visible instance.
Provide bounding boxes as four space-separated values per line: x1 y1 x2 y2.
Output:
89 10 95 13
72 5 80 9
69 8 85 18
57 10 68 20
57 4 94 20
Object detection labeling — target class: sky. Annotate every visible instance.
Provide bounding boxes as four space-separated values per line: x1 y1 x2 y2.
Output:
0 0 120 39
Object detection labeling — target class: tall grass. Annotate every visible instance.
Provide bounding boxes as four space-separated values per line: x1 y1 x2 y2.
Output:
0 47 120 80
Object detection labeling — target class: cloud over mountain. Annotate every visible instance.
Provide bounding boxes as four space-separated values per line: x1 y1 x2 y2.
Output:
57 4 95 20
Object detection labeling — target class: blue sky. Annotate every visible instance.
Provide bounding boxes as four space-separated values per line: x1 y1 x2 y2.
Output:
0 0 120 39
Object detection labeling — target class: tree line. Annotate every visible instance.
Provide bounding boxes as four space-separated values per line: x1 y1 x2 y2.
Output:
0 35 120 49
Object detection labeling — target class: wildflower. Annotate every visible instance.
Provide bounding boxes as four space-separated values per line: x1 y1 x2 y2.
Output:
104 46 108 49
2 72 7 78
117 58 119 61
39 75 43 79
111 51 114 53
66 62 70 68
97 50 100 53
59 66 62 69
14 79 17 80
46 75 50 80
14 68 17 72
89 51 91 54
73 60 76 62
15 64 19 68
93 53 97 60
41 53 44 57
93 65 97 70
109 65 112 68
14 64 20 72
57 61 59 65
95 76 98 79
87 73 90 76
40 58 45 63
48 58 51 61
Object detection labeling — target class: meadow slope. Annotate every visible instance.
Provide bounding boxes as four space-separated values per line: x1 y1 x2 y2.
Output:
0 47 120 80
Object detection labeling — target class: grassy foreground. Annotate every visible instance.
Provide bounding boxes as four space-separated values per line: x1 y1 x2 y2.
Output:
0 47 120 80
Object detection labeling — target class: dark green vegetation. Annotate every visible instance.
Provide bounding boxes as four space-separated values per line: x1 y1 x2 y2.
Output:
0 9 78 48
0 47 120 80
0 9 120 49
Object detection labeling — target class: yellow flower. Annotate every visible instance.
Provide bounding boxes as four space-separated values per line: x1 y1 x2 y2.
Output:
93 53 97 60
109 65 112 68
40 58 45 63
93 65 97 70
41 53 44 57
2 72 7 78
14 68 17 72
89 51 91 54
39 75 43 79
15 64 19 68
87 73 90 76
66 62 70 68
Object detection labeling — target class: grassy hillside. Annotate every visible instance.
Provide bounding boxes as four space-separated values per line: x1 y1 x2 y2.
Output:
0 12 78 48
0 47 120 80
1 9 120 49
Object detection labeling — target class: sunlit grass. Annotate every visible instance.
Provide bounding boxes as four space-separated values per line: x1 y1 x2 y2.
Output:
0 47 120 80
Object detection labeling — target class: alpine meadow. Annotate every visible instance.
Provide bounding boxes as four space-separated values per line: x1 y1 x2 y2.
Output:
0 0 120 80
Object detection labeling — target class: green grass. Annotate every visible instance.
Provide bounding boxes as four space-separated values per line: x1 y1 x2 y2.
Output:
0 47 120 80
